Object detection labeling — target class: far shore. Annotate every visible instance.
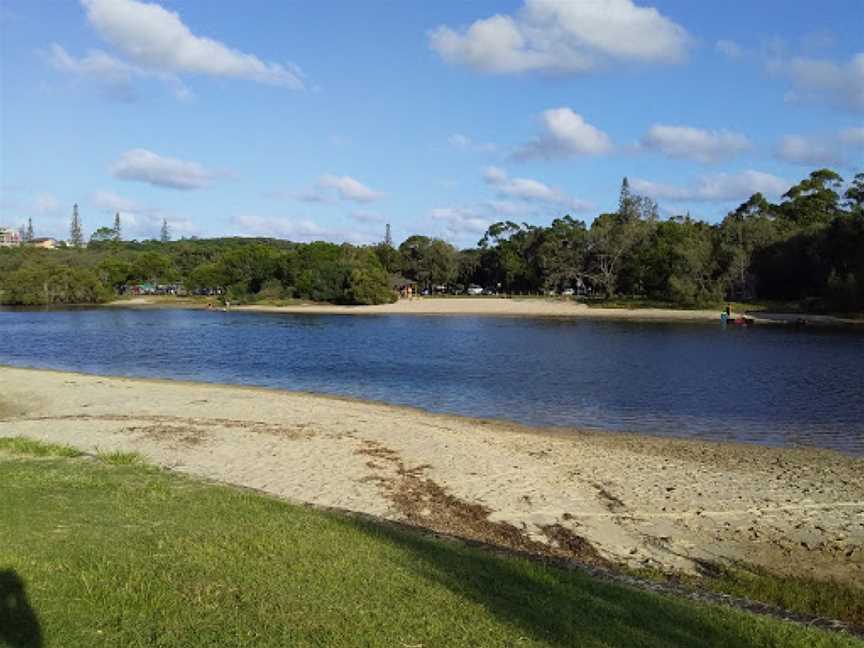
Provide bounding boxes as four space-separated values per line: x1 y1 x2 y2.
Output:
1 366 861 586
103 295 864 327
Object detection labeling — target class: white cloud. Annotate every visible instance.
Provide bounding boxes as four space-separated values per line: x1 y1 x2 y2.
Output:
775 127 864 166
430 206 494 242
80 0 304 89
483 166 592 211
770 52 864 113
111 149 221 190
231 214 374 244
448 133 497 153
715 39 744 60
516 107 613 159
88 190 196 238
639 124 751 163
48 44 145 101
318 174 383 203
429 0 690 74
631 171 790 202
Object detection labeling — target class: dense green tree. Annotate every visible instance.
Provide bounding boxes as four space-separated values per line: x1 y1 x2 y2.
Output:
538 216 587 292
0 262 110 305
131 252 176 283
718 193 780 299
399 236 457 289
340 248 396 305
372 240 401 274
97 257 134 290
587 213 648 298
90 226 118 246
779 169 844 227
844 173 864 216
160 219 171 243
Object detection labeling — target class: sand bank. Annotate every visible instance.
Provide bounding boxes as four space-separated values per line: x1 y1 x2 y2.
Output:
1 366 861 585
111 296 723 321
106 296 864 327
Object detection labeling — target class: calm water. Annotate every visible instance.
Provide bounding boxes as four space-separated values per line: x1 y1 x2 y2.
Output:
1 308 862 455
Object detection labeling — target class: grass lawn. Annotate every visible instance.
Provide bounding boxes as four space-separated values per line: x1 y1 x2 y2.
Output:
1 440 860 648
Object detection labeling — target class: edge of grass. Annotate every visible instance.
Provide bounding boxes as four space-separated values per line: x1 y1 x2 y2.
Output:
94 449 144 465
0 436 82 457
629 561 863 630
1 442 859 635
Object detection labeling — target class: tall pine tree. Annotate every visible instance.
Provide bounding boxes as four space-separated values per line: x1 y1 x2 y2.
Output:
69 204 83 248
617 177 637 223
160 218 170 243
25 217 34 242
113 212 121 242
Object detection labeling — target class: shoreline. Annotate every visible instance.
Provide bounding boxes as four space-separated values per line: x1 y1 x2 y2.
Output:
1 363 853 458
1 366 861 586
98 296 864 327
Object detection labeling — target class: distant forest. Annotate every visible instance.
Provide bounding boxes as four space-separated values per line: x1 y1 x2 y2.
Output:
1 168 862 311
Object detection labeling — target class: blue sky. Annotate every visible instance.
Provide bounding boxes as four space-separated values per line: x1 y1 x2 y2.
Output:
1 0 861 246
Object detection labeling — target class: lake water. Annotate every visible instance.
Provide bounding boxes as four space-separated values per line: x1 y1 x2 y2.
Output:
1 308 862 455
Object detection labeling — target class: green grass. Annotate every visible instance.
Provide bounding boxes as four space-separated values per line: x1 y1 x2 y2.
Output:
0 436 82 457
94 449 144 465
0 456 859 648
697 563 864 628
584 297 764 311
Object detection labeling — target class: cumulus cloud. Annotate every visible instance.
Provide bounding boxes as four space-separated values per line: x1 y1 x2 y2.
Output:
448 133 497 153
47 44 146 101
775 127 864 166
483 167 592 211
639 124 751 163
80 0 304 88
631 171 790 202
715 39 744 60
429 0 691 74
318 175 383 203
770 52 864 113
516 108 613 159
111 149 221 190
231 214 375 244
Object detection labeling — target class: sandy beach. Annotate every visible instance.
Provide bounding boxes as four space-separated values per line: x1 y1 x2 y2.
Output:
110 296 725 321
106 296 864 327
1 366 862 586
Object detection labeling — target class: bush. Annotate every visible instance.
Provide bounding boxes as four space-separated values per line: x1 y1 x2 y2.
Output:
255 279 286 301
0 262 112 305
826 271 862 312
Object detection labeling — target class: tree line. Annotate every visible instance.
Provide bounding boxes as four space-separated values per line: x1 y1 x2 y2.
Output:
1 168 862 311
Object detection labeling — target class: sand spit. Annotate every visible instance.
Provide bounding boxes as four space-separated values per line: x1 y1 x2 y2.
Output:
108 296 722 321
1 366 862 586
105 296 864 328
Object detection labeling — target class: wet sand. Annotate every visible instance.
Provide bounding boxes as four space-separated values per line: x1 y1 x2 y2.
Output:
1 366 862 585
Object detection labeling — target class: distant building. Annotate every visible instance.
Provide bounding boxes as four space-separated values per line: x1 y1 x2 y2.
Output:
28 237 58 249
0 226 21 247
